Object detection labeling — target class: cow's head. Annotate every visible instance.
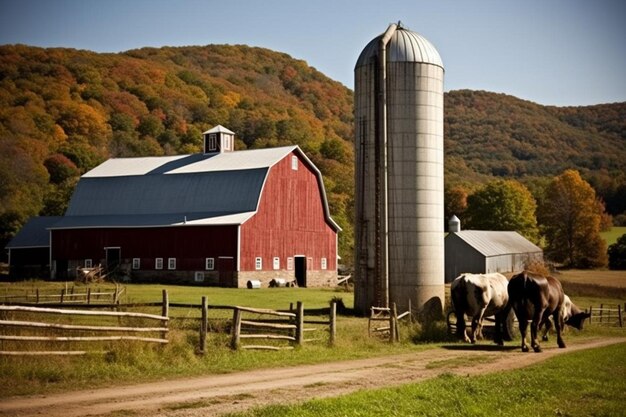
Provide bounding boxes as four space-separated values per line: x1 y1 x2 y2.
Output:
565 311 591 330
562 295 591 330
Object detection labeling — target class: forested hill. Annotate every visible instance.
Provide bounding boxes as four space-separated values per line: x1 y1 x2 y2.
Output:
1 43 625 263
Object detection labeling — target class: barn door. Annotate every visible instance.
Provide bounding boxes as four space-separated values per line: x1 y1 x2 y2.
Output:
105 247 121 272
218 257 235 287
294 256 307 287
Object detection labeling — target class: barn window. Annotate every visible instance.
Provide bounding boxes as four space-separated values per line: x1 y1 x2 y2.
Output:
255 257 262 270
321 257 327 270
132 258 140 269
195 271 205 282
155 258 163 270
273 257 280 270
84 259 92 268
205 258 214 270
291 155 298 170
287 257 294 270
223 134 231 151
168 258 176 270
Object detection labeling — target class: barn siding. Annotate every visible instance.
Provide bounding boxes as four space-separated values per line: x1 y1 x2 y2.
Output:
240 151 337 286
52 225 238 281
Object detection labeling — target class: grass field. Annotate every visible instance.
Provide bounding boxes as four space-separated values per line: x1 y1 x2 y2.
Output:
227 342 626 417
601 226 626 246
0 277 624 399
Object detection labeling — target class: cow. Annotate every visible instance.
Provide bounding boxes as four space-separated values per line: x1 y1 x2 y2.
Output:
450 272 512 346
540 294 590 342
508 271 590 352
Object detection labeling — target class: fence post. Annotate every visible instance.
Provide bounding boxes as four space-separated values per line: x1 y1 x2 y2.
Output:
199 296 208 354
161 289 169 317
296 301 304 346
87 288 91 305
391 303 399 342
36 288 40 304
599 303 603 323
329 300 336 346
60 288 65 304
160 289 169 342
408 299 413 324
618 304 623 328
231 307 242 350
589 306 593 324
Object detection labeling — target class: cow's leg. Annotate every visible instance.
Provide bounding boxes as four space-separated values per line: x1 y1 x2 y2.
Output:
494 310 506 346
455 311 471 343
518 316 529 352
530 309 544 353
554 311 566 348
471 308 486 344
541 317 552 342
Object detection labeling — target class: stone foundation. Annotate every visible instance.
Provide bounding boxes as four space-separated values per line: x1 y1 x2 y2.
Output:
237 270 337 288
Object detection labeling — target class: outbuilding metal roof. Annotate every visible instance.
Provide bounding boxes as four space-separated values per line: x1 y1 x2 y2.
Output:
355 26 444 69
449 231 542 257
5 216 62 248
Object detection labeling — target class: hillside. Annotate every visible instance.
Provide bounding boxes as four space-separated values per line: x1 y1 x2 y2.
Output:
1 44 625 264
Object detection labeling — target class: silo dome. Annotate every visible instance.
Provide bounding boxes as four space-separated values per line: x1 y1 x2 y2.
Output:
355 26 444 69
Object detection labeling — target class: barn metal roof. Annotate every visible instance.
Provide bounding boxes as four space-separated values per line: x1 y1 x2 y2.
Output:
448 231 542 257
51 212 255 229
66 169 266 217
55 146 339 231
83 146 298 178
5 216 62 249
355 26 444 69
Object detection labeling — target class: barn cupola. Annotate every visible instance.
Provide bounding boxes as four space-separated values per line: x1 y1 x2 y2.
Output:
448 215 461 233
202 125 235 154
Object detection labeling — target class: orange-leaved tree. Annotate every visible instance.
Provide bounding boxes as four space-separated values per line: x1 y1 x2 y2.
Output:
537 169 608 268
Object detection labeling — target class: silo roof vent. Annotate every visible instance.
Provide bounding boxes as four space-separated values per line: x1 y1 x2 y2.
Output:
355 26 443 69
449 215 461 233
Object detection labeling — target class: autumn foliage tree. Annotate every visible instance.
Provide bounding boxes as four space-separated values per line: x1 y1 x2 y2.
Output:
464 179 539 242
537 170 608 268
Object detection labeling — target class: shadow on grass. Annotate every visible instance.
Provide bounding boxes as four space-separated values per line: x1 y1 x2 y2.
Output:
441 344 519 352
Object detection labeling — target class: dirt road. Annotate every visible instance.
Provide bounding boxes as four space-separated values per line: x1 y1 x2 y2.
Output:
2 337 623 417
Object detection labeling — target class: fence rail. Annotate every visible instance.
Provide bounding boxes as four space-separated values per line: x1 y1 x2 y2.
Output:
588 303 624 327
0 290 169 355
0 285 125 305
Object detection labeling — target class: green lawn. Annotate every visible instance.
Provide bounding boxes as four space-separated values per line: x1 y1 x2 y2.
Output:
228 342 626 417
601 226 626 246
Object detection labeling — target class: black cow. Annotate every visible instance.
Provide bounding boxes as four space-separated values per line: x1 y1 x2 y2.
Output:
508 271 590 352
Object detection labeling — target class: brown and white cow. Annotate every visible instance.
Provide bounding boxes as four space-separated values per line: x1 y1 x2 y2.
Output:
508 271 590 352
541 294 589 341
450 272 513 345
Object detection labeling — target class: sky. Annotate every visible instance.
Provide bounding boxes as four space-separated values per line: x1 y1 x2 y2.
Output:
0 0 624 106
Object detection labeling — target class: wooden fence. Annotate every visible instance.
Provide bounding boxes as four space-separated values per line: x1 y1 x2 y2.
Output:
228 300 338 351
0 284 125 305
368 302 412 342
0 290 169 355
588 304 624 327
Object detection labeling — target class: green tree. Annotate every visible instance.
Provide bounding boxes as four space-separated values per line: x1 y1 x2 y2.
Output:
464 179 539 242
538 170 608 268
608 234 626 270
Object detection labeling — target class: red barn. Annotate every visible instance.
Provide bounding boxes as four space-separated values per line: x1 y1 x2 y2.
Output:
49 126 340 287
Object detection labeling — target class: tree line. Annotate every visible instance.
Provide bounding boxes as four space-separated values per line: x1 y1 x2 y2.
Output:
1 44 625 268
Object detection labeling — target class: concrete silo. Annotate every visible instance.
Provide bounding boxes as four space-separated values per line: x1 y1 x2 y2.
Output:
354 23 445 317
